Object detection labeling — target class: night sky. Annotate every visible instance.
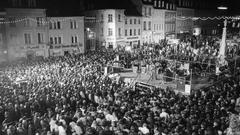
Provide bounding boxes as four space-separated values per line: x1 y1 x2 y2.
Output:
0 0 240 16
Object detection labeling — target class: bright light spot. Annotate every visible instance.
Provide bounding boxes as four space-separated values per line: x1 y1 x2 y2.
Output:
3 50 7 54
218 6 228 10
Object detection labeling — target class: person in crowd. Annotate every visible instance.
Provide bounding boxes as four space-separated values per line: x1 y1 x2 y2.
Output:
0 35 239 135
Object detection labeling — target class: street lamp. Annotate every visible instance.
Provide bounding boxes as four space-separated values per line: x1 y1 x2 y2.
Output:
217 6 228 10
217 0 228 11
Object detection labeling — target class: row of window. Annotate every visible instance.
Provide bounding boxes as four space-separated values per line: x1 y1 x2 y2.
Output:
23 33 44 44
125 29 141 36
154 0 176 10
107 28 141 37
125 18 141 25
143 21 152 30
9 33 80 45
178 0 193 8
143 7 152 17
153 23 164 31
165 24 176 32
49 36 80 44
107 14 122 23
49 20 78 29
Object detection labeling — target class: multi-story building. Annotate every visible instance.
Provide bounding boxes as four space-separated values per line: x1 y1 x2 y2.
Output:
152 0 165 43
0 10 7 62
164 1 176 39
85 9 125 49
124 14 142 48
130 0 154 44
5 8 49 60
176 0 194 34
47 16 85 56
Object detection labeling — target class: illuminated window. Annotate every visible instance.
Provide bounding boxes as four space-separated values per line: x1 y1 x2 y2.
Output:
154 0 157 7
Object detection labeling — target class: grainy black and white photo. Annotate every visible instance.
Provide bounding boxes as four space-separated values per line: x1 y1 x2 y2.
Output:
0 0 240 135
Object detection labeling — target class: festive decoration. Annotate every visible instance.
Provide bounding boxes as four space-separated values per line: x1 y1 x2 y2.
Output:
0 16 240 25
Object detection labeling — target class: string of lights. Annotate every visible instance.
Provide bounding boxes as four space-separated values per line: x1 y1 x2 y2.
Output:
0 16 240 24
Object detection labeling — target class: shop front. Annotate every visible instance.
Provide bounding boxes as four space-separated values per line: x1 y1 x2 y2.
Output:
50 44 82 56
126 37 141 49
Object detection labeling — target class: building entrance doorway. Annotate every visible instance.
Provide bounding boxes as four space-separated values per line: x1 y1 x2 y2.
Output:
64 51 70 56
26 51 35 60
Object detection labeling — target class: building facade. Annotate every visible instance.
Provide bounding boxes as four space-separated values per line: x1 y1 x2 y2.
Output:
175 0 194 34
164 10 176 39
124 15 142 48
5 8 49 60
0 11 7 62
47 16 85 56
152 0 165 43
85 9 125 49
130 0 154 44
142 4 153 44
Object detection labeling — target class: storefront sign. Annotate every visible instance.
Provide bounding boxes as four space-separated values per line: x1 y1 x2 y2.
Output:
127 37 139 40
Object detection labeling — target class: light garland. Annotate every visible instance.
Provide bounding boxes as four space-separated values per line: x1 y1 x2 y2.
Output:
0 16 240 25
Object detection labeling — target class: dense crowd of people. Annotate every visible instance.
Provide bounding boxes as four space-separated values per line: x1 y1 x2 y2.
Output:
0 35 240 135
